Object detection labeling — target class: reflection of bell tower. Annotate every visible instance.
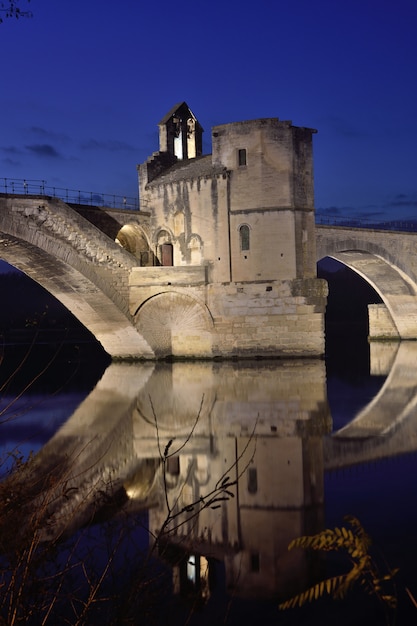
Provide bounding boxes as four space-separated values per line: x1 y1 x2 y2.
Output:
158 102 203 160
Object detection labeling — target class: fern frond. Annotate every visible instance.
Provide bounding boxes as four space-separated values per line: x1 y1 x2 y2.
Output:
279 574 348 610
282 517 398 614
333 557 369 599
344 515 372 550
381 594 397 609
288 526 365 555
288 529 339 552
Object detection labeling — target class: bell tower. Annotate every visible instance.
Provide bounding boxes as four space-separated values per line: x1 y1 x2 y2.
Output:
158 102 203 160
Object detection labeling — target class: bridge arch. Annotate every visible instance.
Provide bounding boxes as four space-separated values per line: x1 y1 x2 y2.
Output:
0 234 153 359
0 196 154 359
316 227 417 339
316 230 407 274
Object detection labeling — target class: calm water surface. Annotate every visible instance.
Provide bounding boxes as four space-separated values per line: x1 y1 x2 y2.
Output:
1 336 417 625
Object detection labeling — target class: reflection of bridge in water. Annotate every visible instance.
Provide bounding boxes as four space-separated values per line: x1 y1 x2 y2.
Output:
6 343 417 601
324 341 417 470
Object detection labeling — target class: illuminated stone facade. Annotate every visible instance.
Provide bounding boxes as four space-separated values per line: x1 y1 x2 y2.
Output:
133 102 327 358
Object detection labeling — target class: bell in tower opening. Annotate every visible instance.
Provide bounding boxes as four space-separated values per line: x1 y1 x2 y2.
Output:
158 102 203 160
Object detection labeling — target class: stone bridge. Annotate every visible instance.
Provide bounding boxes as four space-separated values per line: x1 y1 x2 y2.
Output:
2 193 417 359
0 194 154 359
316 224 417 339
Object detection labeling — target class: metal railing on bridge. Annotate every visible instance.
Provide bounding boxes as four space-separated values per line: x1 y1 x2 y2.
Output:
2 178 416 231
316 213 417 232
0 178 139 211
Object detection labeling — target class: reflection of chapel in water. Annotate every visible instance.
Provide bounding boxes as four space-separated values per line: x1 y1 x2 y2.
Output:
20 359 333 603
11 325 417 607
131 360 331 601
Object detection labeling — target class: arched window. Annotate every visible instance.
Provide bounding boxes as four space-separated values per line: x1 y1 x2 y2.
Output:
239 224 250 251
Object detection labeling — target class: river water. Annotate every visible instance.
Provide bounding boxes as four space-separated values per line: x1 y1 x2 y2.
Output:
1 333 417 625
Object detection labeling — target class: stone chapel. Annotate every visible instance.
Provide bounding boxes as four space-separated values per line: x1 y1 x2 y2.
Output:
130 102 327 358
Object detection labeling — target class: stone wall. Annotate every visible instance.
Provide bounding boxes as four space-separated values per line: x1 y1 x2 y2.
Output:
130 267 327 358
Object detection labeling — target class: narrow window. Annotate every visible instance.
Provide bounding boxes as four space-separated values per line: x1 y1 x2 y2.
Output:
250 553 260 572
247 467 258 493
238 148 247 166
239 224 250 251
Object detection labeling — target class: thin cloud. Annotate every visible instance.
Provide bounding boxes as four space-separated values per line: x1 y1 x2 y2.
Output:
316 205 386 221
316 206 348 216
80 139 136 152
320 206 341 215
325 115 370 139
2 157 21 167
384 193 417 208
355 210 385 219
28 126 70 143
26 144 61 158
2 146 23 155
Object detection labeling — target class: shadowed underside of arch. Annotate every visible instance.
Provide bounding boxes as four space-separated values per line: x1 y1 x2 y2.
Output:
0 234 154 359
325 250 417 339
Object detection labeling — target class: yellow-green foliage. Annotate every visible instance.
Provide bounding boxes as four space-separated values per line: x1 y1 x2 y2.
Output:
279 516 398 611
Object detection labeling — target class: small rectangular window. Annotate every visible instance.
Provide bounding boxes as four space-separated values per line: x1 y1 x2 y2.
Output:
238 148 247 166
250 553 260 572
247 467 258 493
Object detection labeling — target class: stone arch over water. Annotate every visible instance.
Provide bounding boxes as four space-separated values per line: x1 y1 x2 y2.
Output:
317 248 417 339
0 234 153 359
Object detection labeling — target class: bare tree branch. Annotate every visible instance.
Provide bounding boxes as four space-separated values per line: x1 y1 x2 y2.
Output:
0 1 32 23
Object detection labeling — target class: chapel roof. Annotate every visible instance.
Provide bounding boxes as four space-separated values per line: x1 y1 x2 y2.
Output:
158 101 203 131
147 154 226 186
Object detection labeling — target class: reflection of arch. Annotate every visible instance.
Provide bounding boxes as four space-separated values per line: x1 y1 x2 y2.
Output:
135 362 216 431
325 342 417 470
333 341 417 439
115 223 152 264
134 292 213 358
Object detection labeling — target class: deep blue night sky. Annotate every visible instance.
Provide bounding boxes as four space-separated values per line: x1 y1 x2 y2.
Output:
1 0 416 221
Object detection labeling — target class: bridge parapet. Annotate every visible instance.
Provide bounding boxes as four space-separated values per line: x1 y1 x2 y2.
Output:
4 194 137 272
